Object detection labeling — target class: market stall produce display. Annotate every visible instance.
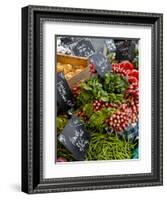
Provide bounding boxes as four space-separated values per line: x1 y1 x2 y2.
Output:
56 37 139 162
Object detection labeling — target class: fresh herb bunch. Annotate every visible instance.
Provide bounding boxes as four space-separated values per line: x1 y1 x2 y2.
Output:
86 133 135 160
76 73 129 105
77 75 109 103
103 73 128 94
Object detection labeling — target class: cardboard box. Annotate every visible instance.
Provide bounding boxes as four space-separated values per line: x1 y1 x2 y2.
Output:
56 53 91 88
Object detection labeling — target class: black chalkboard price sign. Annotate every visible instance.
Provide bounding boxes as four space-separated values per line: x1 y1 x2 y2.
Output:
105 39 116 53
57 72 75 113
71 39 95 57
115 40 135 61
89 52 111 77
60 37 80 46
58 115 90 161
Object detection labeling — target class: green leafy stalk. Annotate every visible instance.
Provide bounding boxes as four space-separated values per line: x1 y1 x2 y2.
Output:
88 108 115 129
103 73 129 94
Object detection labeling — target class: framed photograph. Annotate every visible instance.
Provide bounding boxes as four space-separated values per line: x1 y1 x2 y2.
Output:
22 5 163 194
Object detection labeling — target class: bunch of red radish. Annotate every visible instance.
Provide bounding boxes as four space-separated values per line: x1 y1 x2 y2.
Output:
107 110 130 132
93 100 105 111
93 100 119 112
72 84 81 98
108 60 139 132
107 96 139 132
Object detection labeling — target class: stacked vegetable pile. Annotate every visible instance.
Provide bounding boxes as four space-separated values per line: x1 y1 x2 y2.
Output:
57 60 139 162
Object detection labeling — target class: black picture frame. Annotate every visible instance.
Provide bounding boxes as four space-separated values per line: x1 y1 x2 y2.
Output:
22 5 163 194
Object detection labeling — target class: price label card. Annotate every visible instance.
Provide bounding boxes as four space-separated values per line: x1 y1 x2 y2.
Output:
71 39 95 57
57 72 75 112
89 52 111 77
115 40 135 61
59 37 80 46
58 116 90 161
105 39 116 53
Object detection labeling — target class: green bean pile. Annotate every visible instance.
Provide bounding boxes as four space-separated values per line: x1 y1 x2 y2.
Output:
86 133 135 160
